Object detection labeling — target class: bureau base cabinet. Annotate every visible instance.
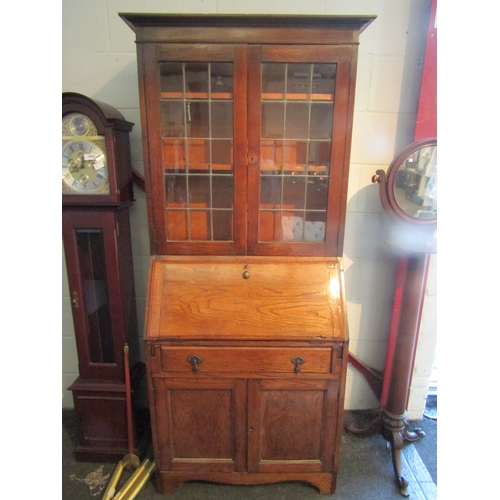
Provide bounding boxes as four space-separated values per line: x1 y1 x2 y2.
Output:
148 345 346 494
144 257 349 494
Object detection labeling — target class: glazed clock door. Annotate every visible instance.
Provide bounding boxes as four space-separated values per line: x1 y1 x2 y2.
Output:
140 44 248 255
247 45 355 256
62 209 131 380
247 378 340 473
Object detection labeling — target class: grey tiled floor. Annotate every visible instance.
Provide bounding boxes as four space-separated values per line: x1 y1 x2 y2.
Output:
62 408 436 500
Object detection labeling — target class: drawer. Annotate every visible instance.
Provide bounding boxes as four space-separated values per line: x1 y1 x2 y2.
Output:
159 347 333 374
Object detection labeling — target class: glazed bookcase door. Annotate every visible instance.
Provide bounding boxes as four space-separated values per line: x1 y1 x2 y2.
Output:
141 44 248 255
247 45 354 256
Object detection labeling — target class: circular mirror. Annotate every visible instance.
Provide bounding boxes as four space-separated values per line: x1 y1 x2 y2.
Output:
373 138 437 225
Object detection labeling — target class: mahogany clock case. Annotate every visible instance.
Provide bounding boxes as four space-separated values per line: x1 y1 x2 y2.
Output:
62 93 146 462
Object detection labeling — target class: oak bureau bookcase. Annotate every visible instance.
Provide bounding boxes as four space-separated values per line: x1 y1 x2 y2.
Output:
120 13 375 494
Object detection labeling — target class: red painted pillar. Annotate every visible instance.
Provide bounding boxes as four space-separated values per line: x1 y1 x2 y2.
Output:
415 0 437 141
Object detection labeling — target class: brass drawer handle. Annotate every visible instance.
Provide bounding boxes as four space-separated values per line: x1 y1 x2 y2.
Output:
291 356 305 374
187 355 203 373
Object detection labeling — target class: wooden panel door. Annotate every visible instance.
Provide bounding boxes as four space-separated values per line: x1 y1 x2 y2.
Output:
153 377 247 472
247 378 340 473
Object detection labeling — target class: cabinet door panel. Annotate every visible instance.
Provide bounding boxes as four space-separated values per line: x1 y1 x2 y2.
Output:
153 378 246 472
247 378 339 473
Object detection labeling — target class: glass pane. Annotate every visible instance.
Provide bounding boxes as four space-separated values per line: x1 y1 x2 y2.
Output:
304 212 326 242
212 177 233 209
211 62 233 98
283 141 307 175
188 176 211 206
306 176 329 210
212 140 233 173
283 176 306 209
185 63 209 97
167 210 187 240
260 176 282 207
310 103 333 139
258 62 336 244
285 103 309 139
213 211 233 240
186 101 209 137
261 140 282 174
75 229 114 364
160 62 184 95
161 101 184 137
211 102 233 138
308 141 331 175
190 210 211 240
262 63 285 97
259 211 281 242
163 139 185 172
187 140 210 172
160 61 235 243
287 63 311 99
262 102 284 138
165 175 187 207
282 212 304 242
313 64 336 98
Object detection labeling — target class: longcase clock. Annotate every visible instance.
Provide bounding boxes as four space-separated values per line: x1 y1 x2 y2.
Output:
62 92 144 462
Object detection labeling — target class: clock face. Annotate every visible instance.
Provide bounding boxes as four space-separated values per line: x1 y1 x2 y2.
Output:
62 140 108 193
62 113 110 195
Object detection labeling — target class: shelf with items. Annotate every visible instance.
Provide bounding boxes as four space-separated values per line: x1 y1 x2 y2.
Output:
160 92 233 100
261 92 333 101
162 138 233 173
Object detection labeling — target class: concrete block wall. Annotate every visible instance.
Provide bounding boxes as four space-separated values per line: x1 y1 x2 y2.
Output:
62 0 436 419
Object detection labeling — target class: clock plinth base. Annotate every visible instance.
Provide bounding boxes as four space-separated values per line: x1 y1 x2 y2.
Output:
74 445 128 464
69 364 147 463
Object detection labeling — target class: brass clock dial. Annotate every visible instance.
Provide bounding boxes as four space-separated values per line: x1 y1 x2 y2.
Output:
62 113 110 195
62 140 108 193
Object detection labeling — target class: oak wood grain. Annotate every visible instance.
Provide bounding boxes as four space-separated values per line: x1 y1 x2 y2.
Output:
160 346 333 374
146 257 347 341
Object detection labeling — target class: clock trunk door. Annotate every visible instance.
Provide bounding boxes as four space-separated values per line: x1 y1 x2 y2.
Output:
63 210 126 380
140 43 248 255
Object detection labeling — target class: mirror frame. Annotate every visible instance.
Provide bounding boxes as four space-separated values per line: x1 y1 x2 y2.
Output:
373 138 437 225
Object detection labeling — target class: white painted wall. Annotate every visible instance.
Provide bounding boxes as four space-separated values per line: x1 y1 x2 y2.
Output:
62 0 435 419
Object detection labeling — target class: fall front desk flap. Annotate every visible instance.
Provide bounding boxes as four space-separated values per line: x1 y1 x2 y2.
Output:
145 256 348 341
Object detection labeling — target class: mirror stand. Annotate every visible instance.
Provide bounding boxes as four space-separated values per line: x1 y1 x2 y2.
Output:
346 251 430 496
346 138 437 496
